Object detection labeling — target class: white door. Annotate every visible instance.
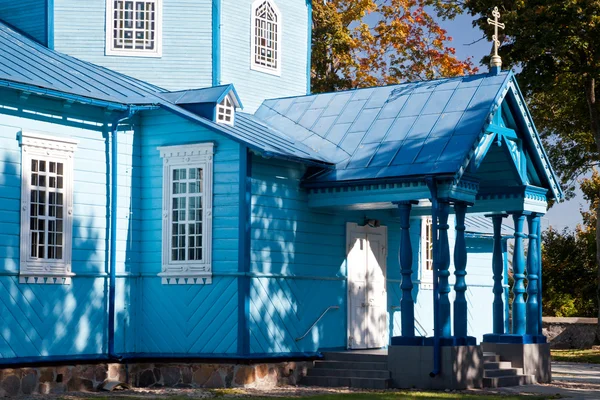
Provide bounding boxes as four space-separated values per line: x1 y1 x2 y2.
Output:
346 223 388 349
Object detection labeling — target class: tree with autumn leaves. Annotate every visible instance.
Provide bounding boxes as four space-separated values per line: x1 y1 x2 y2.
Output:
310 0 478 93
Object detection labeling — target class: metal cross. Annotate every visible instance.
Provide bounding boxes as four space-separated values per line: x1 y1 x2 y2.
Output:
487 6 505 57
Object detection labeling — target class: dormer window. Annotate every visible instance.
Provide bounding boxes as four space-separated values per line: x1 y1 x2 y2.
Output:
251 0 282 75
106 0 163 57
216 95 235 126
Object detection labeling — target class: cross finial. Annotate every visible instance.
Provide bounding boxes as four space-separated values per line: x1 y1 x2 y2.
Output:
487 6 505 72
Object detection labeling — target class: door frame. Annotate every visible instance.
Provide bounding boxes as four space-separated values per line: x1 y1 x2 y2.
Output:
345 222 388 349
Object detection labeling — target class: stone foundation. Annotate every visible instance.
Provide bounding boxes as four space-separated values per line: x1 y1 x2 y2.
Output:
0 361 313 395
388 345 483 390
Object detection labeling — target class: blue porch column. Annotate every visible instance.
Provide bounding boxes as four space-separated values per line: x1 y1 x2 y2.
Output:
453 202 468 337
437 201 452 337
512 212 527 335
398 201 415 337
538 219 543 335
526 213 541 335
491 214 507 334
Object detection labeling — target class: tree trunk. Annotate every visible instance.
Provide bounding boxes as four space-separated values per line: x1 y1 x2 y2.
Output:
584 76 600 343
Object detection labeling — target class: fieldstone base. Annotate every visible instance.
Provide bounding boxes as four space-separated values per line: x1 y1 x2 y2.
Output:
388 345 483 390
481 342 551 383
0 361 312 395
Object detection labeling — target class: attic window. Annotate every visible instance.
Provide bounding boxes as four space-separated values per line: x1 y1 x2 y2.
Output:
251 0 281 75
216 95 235 126
106 0 163 57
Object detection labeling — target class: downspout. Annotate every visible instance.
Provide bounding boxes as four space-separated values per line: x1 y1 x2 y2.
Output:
426 177 441 377
108 107 138 359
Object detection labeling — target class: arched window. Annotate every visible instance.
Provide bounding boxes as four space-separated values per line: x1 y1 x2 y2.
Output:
216 95 235 126
251 0 281 75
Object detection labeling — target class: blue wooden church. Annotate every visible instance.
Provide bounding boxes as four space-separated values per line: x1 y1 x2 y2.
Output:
0 0 562 392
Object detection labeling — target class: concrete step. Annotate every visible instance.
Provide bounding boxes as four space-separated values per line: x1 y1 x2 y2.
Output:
313 360 388 371
483 375 536 388
302 376 390 389
307 368 391 379
484 361 513 370
484 368 523 378
322 351 388 363
483 353 500 362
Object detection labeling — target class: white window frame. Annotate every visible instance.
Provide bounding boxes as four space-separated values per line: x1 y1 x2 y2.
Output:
19 131 77 285
216 94 235 126
158 143 214 285
105 0 163 57
250 0 282 76
420 217 434 289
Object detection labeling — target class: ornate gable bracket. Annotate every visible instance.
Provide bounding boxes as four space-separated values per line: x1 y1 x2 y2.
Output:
436 177 479 205
470 185 548 214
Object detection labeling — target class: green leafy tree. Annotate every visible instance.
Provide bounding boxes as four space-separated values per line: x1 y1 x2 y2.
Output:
311 0 478 94
465 0 600 330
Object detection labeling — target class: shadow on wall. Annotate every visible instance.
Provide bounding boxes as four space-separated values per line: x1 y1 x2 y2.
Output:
248 157 348 353
0 134 108 360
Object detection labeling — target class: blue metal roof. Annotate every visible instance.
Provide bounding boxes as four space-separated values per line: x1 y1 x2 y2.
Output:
158 84 243 108
0 21 166 105
0 21 328 165
254 72 512 183
465 215 513 237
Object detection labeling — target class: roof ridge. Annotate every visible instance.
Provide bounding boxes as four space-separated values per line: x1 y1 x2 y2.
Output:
262 71 511 105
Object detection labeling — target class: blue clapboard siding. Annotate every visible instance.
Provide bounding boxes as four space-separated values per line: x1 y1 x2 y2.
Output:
250 154 500 352
136 109 241 353
220 0 309 112
0 91 140 358
0 0 47 45
52 0 212 91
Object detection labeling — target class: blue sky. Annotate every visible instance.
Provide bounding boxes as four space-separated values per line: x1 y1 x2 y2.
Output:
439 12 584 230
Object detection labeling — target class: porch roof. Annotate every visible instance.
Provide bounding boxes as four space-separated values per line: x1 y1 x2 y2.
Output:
255 72 512 182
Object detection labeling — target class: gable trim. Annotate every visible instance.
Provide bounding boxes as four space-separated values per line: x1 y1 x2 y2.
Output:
455 74 563 201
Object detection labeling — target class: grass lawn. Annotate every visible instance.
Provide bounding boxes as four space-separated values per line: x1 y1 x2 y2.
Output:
243 394 555 400
68 391 557 400
551 348 600 363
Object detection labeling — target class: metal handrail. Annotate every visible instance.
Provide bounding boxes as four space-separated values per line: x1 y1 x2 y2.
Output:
390 305 428 337
295 305 340 342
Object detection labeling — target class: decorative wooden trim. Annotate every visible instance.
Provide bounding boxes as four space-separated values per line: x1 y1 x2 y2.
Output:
250 0 282 76
19 131 77 285
105 0 163 58
158 143 214 285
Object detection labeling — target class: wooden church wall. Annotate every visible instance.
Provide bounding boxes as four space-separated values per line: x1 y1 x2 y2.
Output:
220 0 310 112
0 92 125 359
0 0 47 45
52 0 213 91
249 154 498 352
136 110 242 354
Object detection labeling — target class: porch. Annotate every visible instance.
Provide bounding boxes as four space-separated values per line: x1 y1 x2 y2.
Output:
302 349 540 389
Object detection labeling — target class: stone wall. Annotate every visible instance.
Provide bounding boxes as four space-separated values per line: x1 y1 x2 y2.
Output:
0 361 313 395
543 317 598 349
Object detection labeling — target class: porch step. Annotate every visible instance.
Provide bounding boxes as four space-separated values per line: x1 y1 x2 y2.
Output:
313 360 388 371
483 368 523 378
302 376 390 389
483 375 536 388
484 361 512 369
307 368 391 379
302 352 390 389
483 352 500 362
322 351 388 363
482 352 536 388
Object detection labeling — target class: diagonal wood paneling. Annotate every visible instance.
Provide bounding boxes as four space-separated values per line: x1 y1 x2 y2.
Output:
249 277 345 353
0 276 107 358
137 277 238 354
